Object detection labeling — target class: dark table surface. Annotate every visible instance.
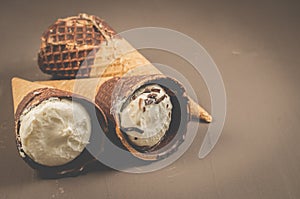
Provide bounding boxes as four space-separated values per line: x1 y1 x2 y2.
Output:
0 0 299 198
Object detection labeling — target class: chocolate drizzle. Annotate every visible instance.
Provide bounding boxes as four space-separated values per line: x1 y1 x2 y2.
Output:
143 89 151 93
144 98 154 105
147 93 157 99
151 88 161 93
96 74 189 161
121 127 144 134
155 94 166 104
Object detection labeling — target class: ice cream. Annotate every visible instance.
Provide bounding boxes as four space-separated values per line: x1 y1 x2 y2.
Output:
19 97 91 166
94 75 190 160
120 85 172 147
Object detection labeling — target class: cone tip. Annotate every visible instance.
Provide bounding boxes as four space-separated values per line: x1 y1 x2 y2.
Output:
11 77 32 88
202 113 212 123
11 77 21 87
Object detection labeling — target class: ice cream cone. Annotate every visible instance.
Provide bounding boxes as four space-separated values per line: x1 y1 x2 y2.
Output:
95 74 189 160
91 37 212 123
11 77 106 177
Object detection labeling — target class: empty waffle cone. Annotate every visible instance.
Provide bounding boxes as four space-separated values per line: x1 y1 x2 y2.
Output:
37 13 211 122
38 13 116 78
11 77 106 177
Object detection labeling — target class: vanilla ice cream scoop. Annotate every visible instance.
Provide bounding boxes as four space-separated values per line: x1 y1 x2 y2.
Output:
19 97 91 166
120 85 172 147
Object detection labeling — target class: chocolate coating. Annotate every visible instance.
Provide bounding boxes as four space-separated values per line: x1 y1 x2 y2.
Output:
95 75 189 161
38 13 117 79
15 88 107 178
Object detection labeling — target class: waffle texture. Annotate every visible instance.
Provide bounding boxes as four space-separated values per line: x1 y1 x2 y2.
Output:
38 13 116 78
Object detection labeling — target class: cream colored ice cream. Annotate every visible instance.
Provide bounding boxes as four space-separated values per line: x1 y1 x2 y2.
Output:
19 97 91 166
120 85 172 147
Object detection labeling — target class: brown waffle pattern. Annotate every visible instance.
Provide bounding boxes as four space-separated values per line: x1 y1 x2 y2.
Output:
38 13 116 78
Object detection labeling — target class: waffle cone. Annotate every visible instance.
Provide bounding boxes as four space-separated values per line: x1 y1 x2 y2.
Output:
38 13 116 78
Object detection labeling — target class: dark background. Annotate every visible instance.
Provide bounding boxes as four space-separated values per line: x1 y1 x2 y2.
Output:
0 0 300 198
